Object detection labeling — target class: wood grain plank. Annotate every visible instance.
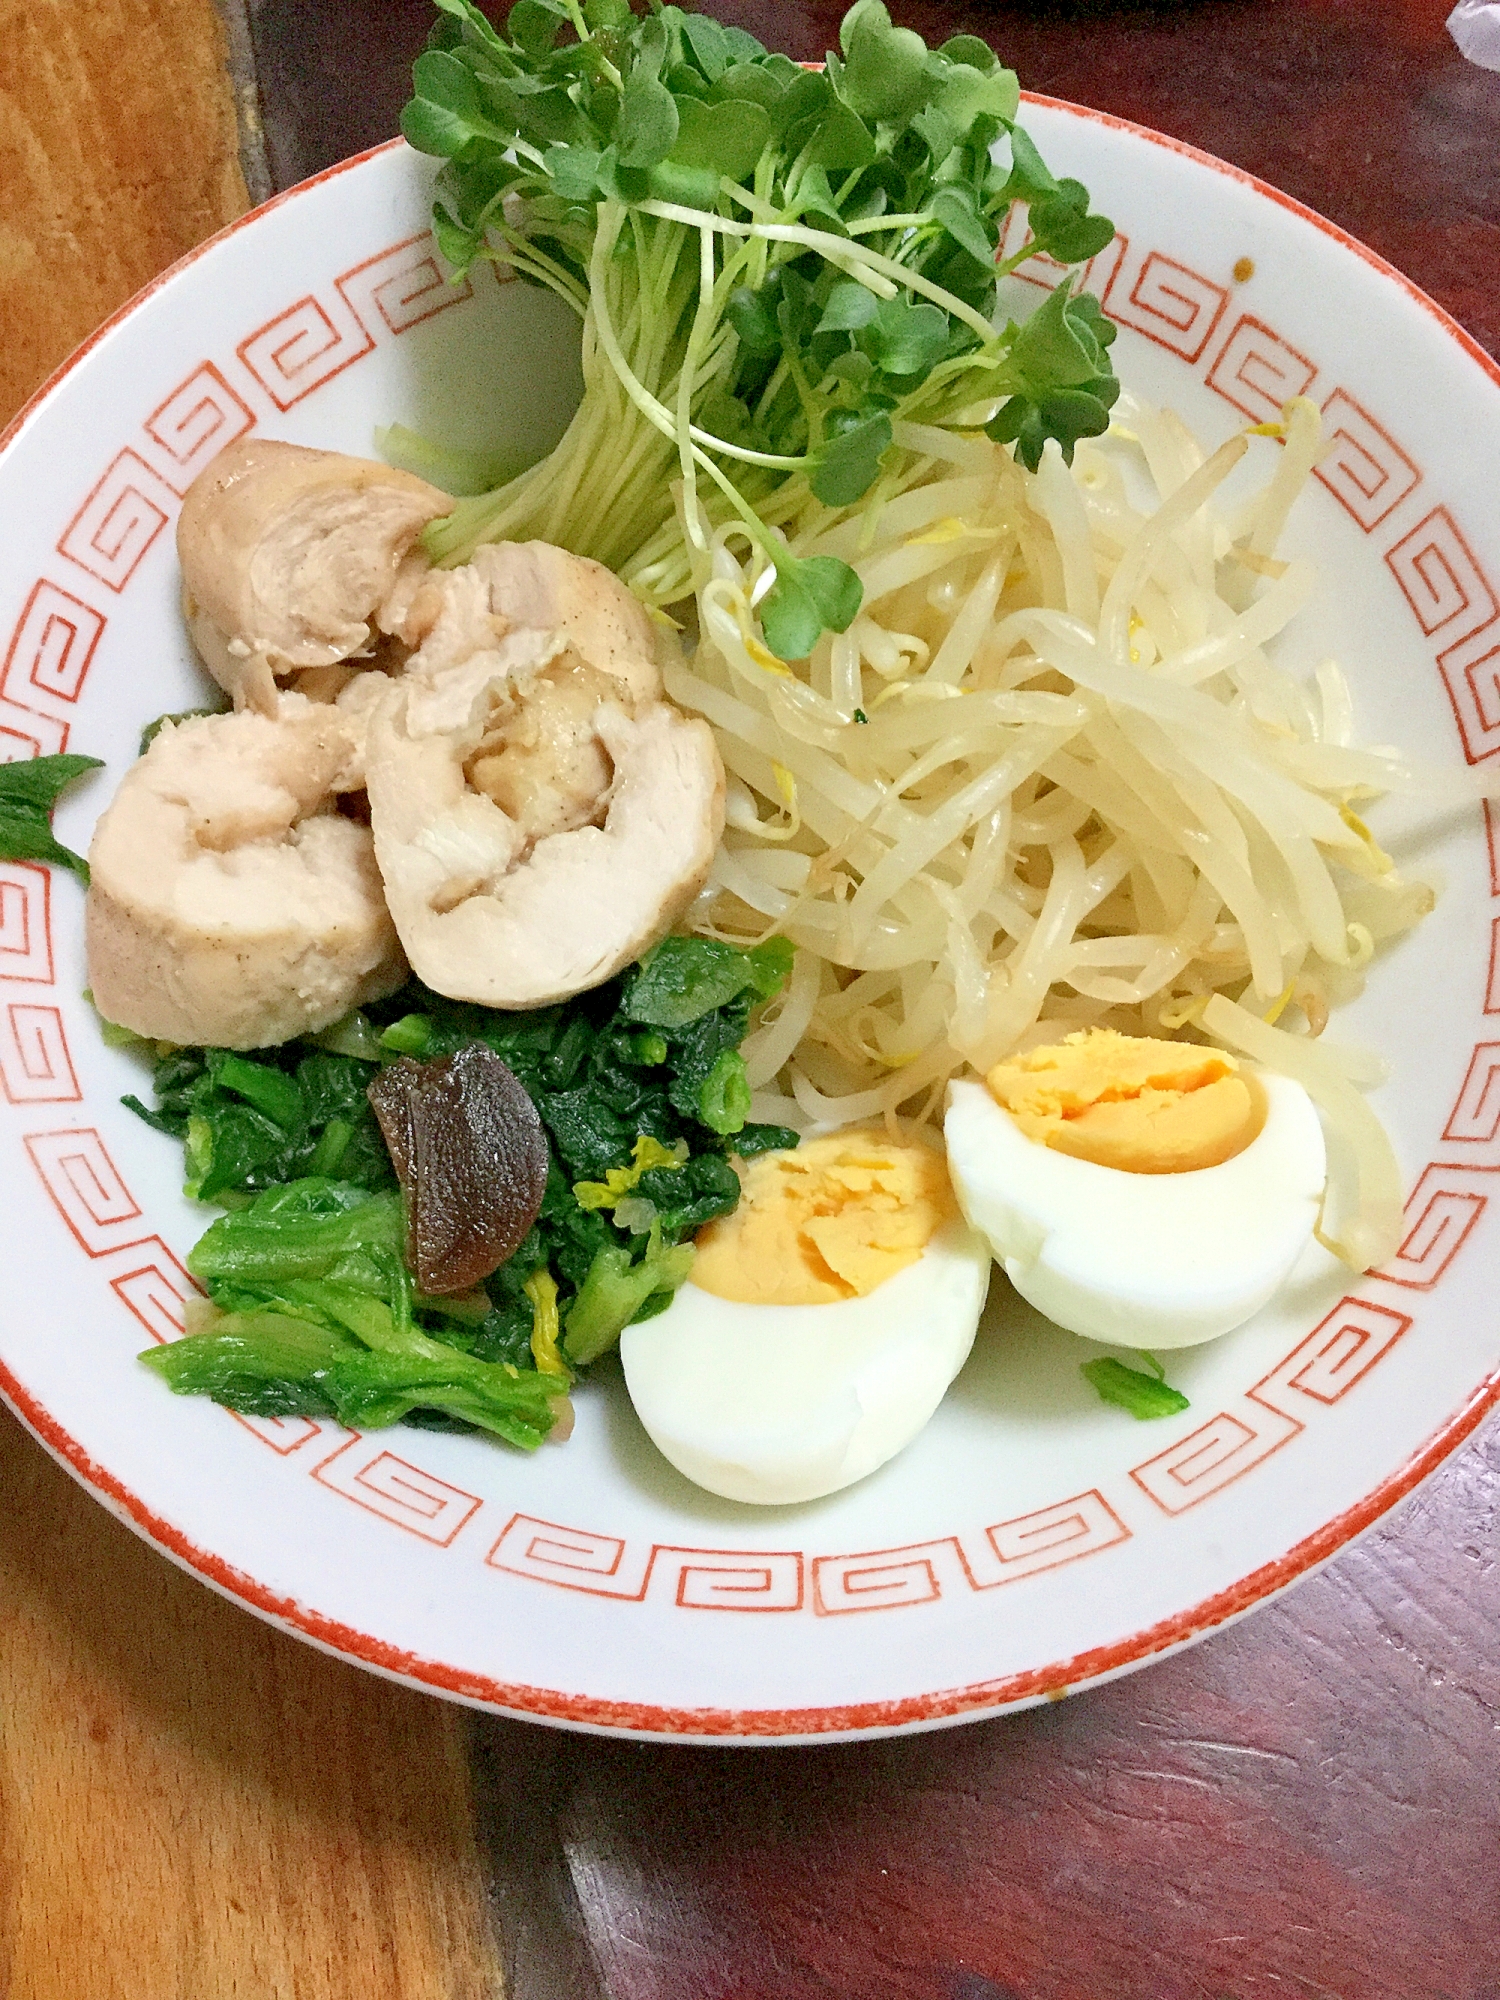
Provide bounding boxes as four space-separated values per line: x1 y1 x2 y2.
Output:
0 5 503 1993
0 0 247 421
0 1409 500 2000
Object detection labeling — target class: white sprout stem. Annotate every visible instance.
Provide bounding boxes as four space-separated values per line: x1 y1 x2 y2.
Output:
636 200 1002 343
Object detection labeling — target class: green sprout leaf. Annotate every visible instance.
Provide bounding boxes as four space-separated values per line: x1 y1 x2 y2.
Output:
760 554 863 662
988 281 1121 469
403 49 512 157
862 295 949 377
670 95 770 182
815 278 880 337
839 0 930 125
930 183 996 269
938 33 999 73
811 410 892 506
617 67 679 170
1081 1356 1191 1421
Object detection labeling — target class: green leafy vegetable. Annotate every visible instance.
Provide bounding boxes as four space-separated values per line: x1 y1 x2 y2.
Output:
0 753 102 884
127 938 801 1428
563 1225 695 1364
401 0 1118 656
1080 1354 1191 1421
623 932 794 1028
143 1181 571 1446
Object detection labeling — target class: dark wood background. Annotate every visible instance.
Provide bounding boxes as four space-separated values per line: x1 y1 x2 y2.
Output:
1 2 1497 1994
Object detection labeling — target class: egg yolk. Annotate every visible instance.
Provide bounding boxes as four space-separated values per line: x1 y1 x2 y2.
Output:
690 1130 956 1305
985 1028 1261 1174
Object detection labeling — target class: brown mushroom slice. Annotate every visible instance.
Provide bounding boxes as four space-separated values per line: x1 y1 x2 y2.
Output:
365 663 725 1007
86 699 407 1049
177 439 450 714
367 1044 549 1294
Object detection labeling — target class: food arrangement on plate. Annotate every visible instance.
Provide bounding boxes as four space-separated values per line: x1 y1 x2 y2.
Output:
9 0 1488 1524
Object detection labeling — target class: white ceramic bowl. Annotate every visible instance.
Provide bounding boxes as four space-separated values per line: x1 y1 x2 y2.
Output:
2 102 1498 1741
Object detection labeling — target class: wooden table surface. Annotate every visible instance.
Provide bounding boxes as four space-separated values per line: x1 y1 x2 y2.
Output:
1 2 1498 1995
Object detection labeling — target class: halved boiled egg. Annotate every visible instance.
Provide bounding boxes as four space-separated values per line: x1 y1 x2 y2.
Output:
620 1128 991 1504
944 1028 1326 1350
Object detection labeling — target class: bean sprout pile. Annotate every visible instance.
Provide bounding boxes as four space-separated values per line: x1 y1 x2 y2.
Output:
669 391 1475 1271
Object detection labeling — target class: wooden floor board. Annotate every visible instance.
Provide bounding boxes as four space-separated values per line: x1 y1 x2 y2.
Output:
0 5 503 1992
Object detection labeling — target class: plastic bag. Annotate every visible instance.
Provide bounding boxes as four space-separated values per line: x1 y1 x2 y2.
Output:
1448 0 1500 69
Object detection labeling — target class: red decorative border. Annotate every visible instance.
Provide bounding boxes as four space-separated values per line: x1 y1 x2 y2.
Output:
334 233 473 336
55 449 175 594
143 361 256 493
0 119 1496 1737
1102 248 1227 363
1313 388 1421 533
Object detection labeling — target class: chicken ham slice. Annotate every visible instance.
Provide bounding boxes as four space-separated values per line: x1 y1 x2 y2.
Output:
178 440 450 714
365 543 724 1009
86 699 407 1049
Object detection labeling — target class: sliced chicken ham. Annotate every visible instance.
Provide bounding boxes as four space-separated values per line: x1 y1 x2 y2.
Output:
86 698 406 1048
364 542 724 1008
177 440 450 714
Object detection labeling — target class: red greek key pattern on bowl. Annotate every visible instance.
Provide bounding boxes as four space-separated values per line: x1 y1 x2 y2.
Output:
0 1004 79 1103
1443 1042 1500 1142
1486 918 1500 1014
489 1513 635 1593
487 1513 804 1610
1254 1296 1412 1406
232 1412 329 1456
143 361 256 492
665 1549 803 1611
1131 1403 1302 1515
812 1491 1129 1615
1205 314 1317 423
1376 1162 1498 1289
335 235 474 337
813 1538 965 1613
1385 508 1499 646
0 702 67 761
1437 619 1500 764
109 1240 196 1346
1313 389 1421 532
0 864 53 985
236 294 376 412
56 449 176 594
23 1127 148 1256
2 578 105 713
312 1438 483 1545
1103 248 1228 362
1131 1293 1417 1518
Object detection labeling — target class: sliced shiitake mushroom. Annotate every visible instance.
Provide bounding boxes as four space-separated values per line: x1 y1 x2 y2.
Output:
368 1042 549 1294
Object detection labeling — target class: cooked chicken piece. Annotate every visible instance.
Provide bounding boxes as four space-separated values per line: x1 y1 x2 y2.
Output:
384 540 663 708
178 440 450 715
87 697 406 1048
364 551 723 1007
467 654 619 846
368 684 723 1006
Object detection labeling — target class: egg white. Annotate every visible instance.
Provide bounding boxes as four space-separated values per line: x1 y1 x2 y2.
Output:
944 1070 1326 1350
619 1216 992 1505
